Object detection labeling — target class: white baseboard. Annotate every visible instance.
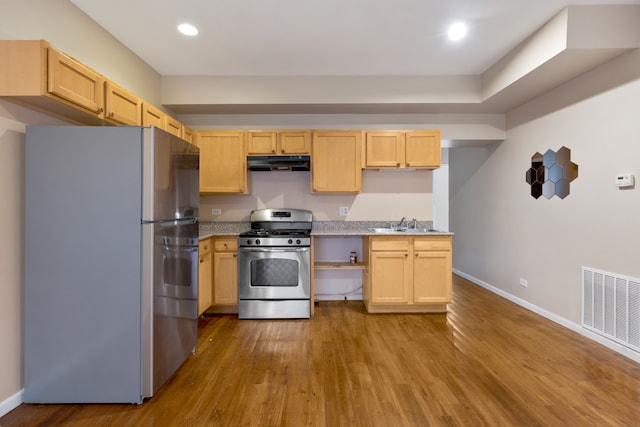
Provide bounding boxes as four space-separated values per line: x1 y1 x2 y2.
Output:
0 389 23 418
453 269 640 364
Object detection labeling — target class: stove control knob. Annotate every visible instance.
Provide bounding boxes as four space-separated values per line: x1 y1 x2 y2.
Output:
296 239 301 245
288 239 293 244
255 239 260 245
246 239 252 245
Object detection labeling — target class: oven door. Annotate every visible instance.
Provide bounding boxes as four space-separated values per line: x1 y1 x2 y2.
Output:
238 247 311 300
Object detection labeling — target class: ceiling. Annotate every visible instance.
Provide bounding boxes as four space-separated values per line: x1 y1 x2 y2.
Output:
69 0 639 77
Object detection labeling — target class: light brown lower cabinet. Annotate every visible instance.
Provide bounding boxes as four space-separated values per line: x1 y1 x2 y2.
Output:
362 235 452 313
211 237 239 314
198 238 213 316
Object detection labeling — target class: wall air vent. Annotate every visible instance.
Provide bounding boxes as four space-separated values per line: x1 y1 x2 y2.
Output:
582 266 640 353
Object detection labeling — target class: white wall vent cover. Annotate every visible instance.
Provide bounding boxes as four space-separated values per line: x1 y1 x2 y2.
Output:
582 266 640 353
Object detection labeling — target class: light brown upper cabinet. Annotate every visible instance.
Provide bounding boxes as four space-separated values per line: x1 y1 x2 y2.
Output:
196 130 248 194
104 81 142 125
247 130 311 155
0 40 107 124
142 102 184 137
364 130 441 169
311 131 362 193
47 47 105 117
182 125 194 143
141 102 165 128
0 39 196 133
164 115 182 138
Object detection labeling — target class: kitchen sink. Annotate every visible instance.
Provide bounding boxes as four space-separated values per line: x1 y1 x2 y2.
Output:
367 227 435 234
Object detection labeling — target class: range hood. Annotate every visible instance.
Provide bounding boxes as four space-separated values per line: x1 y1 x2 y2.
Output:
247 155 311 171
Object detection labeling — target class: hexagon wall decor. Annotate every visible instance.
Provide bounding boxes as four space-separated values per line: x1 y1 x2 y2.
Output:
525 146 578 199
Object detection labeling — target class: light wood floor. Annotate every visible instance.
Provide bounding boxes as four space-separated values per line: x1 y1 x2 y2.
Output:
3 274 640 426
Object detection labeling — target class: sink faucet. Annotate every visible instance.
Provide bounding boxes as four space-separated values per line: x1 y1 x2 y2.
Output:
409 218 417 229
396 217 406 229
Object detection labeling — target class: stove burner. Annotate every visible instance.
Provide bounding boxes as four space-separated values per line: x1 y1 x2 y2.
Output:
239 208 313 248
240 229 310 238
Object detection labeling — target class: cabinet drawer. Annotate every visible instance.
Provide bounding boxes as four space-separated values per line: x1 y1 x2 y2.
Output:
215 238 238 252
370 238 410 251
198 238 211 255
414 237 451 252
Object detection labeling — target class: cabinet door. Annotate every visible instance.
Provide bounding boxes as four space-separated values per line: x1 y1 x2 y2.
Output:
198 239 213 315
198 252 212 315
141 102 164 128
104 81 141 125
247 131 277 154
197 131 247 194
214 252 238 305
47 48 105 115
405 130 441 168
182 125 194 143
165 115 182 137
370 251 411 304
364 131 403 168
413 250 452 303
311 131 362 193
279 131 311 154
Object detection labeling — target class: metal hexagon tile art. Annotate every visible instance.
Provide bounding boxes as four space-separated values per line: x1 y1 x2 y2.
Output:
526 146 578 199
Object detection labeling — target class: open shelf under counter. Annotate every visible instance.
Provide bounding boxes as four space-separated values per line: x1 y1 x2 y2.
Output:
314 261 365 270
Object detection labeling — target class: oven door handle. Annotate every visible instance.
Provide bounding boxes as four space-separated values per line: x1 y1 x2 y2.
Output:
239 247 309 253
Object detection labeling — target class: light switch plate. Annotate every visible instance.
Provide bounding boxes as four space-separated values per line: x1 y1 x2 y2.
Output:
339 206 349 216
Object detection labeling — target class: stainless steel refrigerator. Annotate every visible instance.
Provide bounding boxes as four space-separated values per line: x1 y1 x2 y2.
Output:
24 126 200 403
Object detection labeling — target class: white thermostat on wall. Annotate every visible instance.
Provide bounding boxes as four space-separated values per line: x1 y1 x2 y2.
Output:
615 173 635 188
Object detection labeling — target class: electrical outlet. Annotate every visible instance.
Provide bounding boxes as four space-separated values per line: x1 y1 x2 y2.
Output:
519 278 528 287
211 208 222 216
339 206 349 216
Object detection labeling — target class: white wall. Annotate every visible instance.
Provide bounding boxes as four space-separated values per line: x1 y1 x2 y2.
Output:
450 49 640 326
0 100 70 414
200 169 435 222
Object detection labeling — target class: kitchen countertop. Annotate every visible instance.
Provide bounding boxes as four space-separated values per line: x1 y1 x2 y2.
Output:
200 221 453 239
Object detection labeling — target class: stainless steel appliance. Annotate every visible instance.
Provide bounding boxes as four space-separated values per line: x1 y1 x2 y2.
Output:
238 208 312 319
246 155 311 171
24 126 199 404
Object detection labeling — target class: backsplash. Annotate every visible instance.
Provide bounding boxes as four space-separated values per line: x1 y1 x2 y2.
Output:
199 169 435 222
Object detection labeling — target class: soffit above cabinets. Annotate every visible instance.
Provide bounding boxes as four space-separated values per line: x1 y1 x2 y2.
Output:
68 1 640 114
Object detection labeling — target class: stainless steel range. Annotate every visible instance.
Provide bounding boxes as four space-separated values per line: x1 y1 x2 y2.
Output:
237 208 312 319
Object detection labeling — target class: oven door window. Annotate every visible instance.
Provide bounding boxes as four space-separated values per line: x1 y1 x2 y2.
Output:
250 258 298 287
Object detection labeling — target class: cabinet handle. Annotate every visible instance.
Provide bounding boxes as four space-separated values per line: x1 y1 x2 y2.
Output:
272 149 276 153
199 258 205 263
108 111 114 118
406 163 410 167
405 254 408 258
281 149 285 153
98 106 104 113
233 254 237 258
397 162 400 167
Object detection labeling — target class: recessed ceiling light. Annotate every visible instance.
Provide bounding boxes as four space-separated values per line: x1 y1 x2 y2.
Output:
447 22 467 41
178 23 198 36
